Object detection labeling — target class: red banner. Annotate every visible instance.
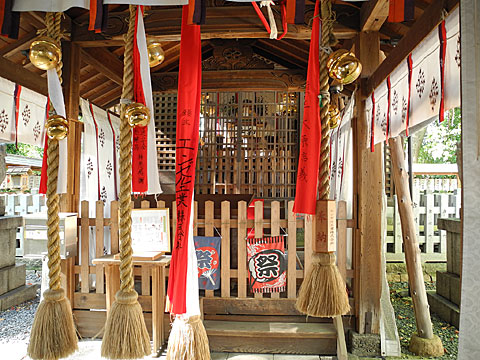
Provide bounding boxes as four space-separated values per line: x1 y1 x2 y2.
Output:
166 6 202 315
293 0 320 215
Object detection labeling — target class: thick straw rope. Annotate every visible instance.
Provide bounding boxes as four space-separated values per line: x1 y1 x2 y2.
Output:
318 0 334 200
45 12 63 293
118 5 136 297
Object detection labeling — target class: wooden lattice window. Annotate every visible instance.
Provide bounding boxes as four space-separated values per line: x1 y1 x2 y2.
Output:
154 91 300 198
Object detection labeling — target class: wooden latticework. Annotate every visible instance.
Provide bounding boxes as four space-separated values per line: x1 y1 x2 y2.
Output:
154 91 300 198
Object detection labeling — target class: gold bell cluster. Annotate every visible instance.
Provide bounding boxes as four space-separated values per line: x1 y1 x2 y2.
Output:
125 103 150 128
327 49 362 85
29 37 62 71
46 115 69 140
147 38 165 68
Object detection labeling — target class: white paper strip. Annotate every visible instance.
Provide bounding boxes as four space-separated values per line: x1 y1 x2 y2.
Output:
0 77 16 142
108 112 121 199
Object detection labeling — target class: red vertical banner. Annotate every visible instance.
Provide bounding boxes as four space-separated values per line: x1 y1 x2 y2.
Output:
293 0 321 215
166 5 202 316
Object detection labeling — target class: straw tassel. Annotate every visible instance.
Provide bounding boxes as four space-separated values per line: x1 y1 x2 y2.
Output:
295 0 349 318
101 5 151 358
27 12 78 360
167 315 210 360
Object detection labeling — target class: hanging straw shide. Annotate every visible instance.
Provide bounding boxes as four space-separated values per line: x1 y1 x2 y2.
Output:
295 0 350 318
101 5 150 359
27 12 78 360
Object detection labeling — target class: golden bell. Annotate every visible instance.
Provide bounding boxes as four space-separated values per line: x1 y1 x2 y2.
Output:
29 37 62 71
125 102 150 127
328 104 341 129
147 38 165 68
327 49 362 85
46 115 69 140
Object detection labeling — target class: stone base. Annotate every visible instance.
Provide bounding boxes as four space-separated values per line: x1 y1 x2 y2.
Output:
0 284 39 311
347 330 381 357
0 264 26 296
0 216 22 268
409 333 444 357
427 291 460 328
436 271 461 306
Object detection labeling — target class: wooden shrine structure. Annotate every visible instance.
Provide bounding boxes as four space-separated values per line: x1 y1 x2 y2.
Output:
0 0 461 356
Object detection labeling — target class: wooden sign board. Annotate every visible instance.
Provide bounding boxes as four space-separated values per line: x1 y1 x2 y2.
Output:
130 208 171 254
313 200 336 253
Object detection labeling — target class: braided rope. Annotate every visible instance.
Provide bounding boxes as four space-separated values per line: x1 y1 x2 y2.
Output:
45 12 63 291
318 0 334 200
118 5 136 294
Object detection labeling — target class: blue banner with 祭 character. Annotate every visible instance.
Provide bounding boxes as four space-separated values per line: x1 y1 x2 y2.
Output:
247 236 286 293
194 236 221 290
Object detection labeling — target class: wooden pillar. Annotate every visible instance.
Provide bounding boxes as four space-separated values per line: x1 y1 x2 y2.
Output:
60 41 82 213
353 31 383 334
459 0 480 357
389 136 433 339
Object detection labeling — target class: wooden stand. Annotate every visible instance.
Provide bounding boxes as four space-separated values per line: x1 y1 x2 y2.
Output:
93 254 171 352
388 137 434 339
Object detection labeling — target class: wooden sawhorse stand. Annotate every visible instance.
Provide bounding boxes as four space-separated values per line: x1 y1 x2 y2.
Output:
93 254 171 353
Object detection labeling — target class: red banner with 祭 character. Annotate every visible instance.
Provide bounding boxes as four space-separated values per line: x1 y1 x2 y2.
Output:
293 0 321 215
166 5 202 316
247 236 286 293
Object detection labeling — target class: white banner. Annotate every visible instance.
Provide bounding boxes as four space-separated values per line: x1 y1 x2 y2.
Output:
373 80 389 146
12 0 187 12
0 78 16 142
107 112 121 201
389 61 409 138
445 6 460 111
16 87 47 147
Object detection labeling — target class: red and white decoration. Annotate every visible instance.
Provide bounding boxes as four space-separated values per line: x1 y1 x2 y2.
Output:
0 77 16 142
366 9 460 148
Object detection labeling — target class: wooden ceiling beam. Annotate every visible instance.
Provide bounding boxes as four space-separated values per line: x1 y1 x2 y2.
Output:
81 47 123 86
72 7 357 46
0 56 47 95
360 0 390 31
89 84 121 107
82 78 117 99
365 0 459 96
0 30 38 57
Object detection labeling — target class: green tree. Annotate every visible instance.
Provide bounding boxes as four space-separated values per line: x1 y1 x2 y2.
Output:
5 143 43 159
417 108 461 164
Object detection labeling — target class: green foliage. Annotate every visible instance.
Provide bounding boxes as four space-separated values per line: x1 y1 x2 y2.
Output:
417 108 461 164
5 143 43 159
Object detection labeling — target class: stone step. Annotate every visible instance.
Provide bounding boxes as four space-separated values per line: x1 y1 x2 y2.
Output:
204 320 337 355
0 264 26 296
436 271 461 306
427 291 460 328
0 284 39 311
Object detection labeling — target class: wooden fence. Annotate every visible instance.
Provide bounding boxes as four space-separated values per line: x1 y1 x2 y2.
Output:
69 198 354 338
386 189 460 262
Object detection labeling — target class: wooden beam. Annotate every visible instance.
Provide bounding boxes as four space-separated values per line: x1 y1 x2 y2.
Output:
365 0 459 95
61 41 82 214
354 31 383 335
0 30 38 57
72 7 357 46
360 0 390 31
81 47 123 86
0 56 47 95
152 69 306 92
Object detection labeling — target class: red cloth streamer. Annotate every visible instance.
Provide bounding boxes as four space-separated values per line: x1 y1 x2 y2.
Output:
406 54 413 136
166 5 202 315
89 0 108 33
388 0 414 23
251 2 271 35
131 6 149 193
39 100 50 194
292 0 320 215
386 76 391 141
371 91 375 152
277 2 288 40
286 0 305 24
438 20 447 123
0 0 19 39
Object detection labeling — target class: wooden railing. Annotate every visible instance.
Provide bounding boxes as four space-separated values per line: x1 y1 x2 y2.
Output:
67 199 354 337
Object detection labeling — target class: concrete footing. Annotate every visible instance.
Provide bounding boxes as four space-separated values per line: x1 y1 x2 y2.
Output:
409 333 444 357
347 330 381 357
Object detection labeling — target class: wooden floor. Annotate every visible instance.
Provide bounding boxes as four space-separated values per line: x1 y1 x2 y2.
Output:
205 320 337 355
